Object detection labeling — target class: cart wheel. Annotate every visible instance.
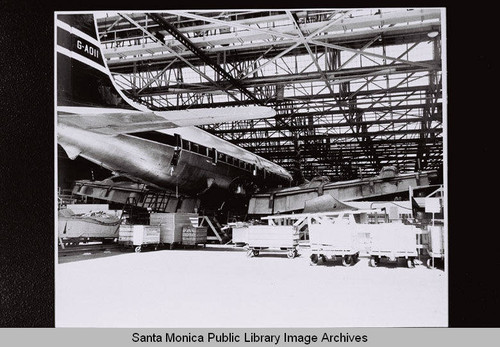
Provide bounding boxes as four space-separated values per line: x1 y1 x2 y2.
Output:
321 255 328 263
342 255 354 267
407 258 415 268
134 246 142 253
310 254 319 266
426 258 436 269
353 253 359 262
253 250 259 257
287 249 296 259
369 257 377 267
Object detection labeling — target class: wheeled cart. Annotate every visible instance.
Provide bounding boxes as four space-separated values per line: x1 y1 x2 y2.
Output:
425 224 444 269
245 225 299 259
118 225 160 252
368 223 418 268
310 251 360 267
232 225 249 246
308 212 361 267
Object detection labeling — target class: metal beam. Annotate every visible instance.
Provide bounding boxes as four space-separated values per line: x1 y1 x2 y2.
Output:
241 11 351 79
148 12 262 105
310 39 436 70
228 128 443 144
104 23 439 74
164 10 298 40
210 115 441 134
286 11 335 96
137 59 179 94
123 61 434 97
119 13 242 104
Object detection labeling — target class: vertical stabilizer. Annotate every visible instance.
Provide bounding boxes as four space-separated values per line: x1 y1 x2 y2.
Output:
56 14 143 111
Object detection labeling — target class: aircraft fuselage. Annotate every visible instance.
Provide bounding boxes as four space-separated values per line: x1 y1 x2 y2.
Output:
58 123 291 196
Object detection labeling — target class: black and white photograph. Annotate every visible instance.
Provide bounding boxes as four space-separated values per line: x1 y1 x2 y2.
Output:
55 8 447 328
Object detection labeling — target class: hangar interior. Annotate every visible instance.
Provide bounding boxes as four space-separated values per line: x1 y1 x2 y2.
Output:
56 8 446 328
58 7 444 255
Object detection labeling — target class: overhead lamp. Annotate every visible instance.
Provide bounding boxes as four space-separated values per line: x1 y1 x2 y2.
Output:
427 31 439 38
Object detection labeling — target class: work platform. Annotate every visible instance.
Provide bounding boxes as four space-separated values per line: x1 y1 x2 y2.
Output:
248 169 437 215
71 179 199 213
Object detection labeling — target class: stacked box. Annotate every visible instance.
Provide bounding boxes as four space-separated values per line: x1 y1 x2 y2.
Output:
182 226 207 245
150 213 197 244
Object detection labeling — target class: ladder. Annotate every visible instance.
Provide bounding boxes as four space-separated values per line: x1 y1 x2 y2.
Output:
199 216 231 244
141 191 171 212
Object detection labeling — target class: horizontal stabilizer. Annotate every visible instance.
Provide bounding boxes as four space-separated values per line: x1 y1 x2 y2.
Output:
58 105 275 135
60 143 82 159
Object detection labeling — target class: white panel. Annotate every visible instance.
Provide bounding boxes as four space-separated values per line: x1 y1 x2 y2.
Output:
425 197 441 213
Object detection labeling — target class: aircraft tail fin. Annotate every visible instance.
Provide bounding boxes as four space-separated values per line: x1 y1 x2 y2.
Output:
56 14 143 111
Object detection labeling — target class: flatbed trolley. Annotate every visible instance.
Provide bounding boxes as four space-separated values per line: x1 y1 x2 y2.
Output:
245 225 299 259
308 211 374 266
368 223 418 268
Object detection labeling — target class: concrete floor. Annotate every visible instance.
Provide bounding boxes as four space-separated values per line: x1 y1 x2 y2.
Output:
55 245 447 327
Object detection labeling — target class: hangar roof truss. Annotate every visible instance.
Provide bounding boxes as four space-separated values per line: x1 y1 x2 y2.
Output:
96 8 443 182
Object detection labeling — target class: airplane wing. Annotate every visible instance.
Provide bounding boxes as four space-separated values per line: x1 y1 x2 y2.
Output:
58 105 275 135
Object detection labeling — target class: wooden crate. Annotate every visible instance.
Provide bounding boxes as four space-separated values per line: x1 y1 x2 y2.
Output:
150 213 197 244
182 226 207 245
